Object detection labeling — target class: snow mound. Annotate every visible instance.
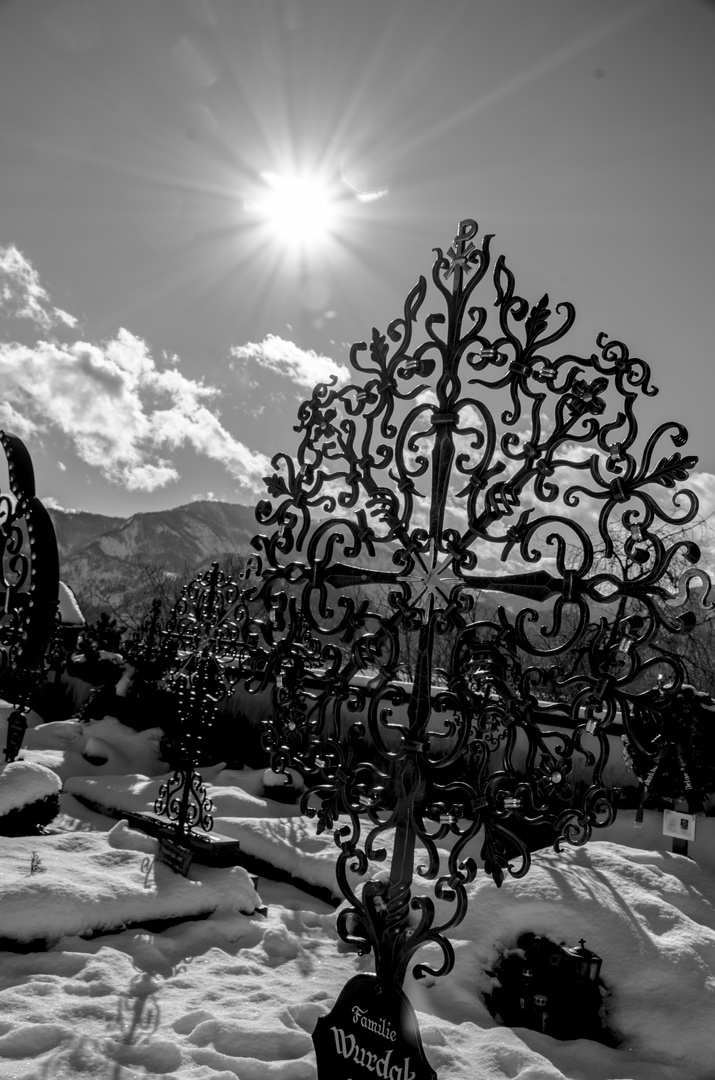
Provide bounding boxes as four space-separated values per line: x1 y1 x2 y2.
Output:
106 818 159 854
0 831 261 944
0 761 62 815
65 766 303 819
0 905 344 1080
25 717 167 779
418 840 715 1079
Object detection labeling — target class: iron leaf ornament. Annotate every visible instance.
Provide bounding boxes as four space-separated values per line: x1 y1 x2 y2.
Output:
240 219 709 989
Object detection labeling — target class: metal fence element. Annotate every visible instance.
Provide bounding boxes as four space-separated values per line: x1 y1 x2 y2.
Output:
239 218 709 991
0 431 59 762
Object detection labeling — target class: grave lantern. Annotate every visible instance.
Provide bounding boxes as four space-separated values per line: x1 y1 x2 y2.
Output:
490 932 605 1041
563 938 602 984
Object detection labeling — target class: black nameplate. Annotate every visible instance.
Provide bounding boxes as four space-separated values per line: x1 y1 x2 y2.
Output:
156 835 193 877
313 973 436 1080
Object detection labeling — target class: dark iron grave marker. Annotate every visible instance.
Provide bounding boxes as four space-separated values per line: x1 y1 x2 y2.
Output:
132 563 247 859
4 710 27 764
313 973 436 1080
0 430 59 764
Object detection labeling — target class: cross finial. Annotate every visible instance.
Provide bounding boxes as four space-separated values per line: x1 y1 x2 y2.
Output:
445 218 479 281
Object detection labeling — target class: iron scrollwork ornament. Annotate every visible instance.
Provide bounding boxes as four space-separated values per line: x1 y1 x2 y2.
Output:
241 219 710 989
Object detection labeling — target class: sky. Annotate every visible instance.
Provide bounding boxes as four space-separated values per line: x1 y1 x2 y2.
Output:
1 0 715 520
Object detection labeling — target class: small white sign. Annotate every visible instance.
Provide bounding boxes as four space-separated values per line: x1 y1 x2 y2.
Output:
663 810 696 842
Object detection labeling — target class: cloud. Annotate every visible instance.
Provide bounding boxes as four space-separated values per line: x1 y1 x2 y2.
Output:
0 248 276 496
148 396 270 489
41 495 74 513
231 334 350 390
121 461 180 492
0 401 37 441
0 321 270 494
0 245 77 332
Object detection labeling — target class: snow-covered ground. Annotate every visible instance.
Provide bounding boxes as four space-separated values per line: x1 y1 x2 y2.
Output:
1 732 714 1078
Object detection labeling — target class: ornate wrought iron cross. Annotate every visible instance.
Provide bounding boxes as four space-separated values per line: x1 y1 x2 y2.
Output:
241 219 707 989
150 562 244 836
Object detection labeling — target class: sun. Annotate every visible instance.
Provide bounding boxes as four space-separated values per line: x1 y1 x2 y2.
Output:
246 171 339 253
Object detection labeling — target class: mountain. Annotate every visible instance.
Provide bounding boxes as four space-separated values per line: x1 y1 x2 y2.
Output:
50 501 260 571
48 501 263 625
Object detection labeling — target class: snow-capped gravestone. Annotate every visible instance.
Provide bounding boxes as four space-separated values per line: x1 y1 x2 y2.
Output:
0 760 61 835
313 974 436 1080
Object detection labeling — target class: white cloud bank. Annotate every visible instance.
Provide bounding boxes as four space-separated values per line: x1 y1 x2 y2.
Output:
0 247 270 494
0 245 77 331
231 333 349 390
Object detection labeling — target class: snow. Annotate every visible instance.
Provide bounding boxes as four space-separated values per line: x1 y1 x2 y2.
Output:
22 717 167 779
0 760 61 815
0 826 259 944
63 767 293 822
58 580 85 625
62 769 361 898
1 728 715 1077
420 841 715 1079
